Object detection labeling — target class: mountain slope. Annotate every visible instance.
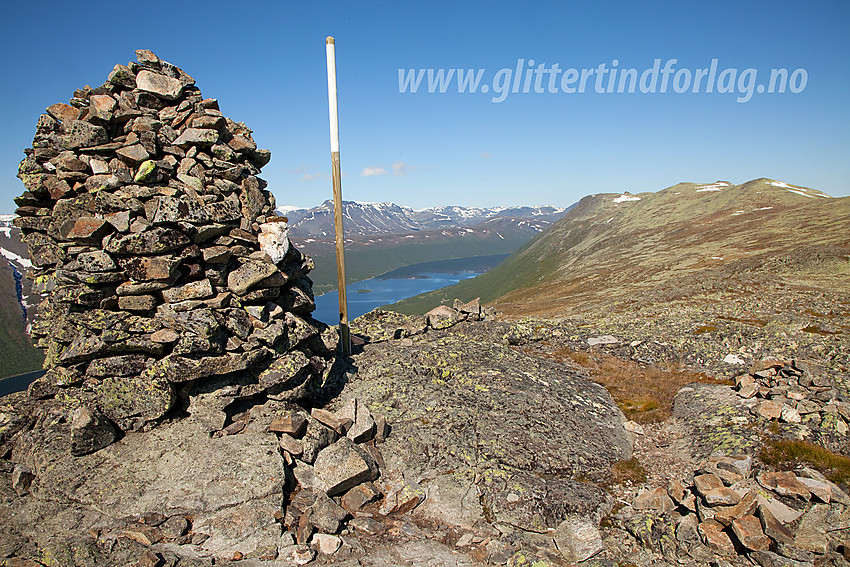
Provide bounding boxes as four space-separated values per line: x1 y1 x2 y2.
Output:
0 216 43 378
392 178 850 317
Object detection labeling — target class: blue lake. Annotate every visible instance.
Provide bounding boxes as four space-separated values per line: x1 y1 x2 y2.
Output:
0 370 45 397
312 269 484 326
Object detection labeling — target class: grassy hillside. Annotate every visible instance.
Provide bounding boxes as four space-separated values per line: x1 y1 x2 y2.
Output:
390 179 850 316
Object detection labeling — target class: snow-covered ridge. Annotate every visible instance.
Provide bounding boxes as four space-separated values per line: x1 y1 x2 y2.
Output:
279 201 568 238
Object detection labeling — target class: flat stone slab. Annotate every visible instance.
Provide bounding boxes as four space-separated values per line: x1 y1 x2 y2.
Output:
11 415 284 557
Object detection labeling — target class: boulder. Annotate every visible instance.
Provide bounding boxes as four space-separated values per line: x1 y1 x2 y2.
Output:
332 316 631 531
313 437 378 496
70 407 117 457
553 516 603 562
135 70 183 100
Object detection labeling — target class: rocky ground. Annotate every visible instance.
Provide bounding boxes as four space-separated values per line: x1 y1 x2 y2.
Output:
2 292 849 566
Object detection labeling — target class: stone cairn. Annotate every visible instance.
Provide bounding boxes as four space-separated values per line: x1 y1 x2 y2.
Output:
14 49 337 450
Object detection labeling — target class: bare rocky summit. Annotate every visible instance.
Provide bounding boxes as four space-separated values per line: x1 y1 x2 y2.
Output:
4 48 850 567
1 305 633 566
0 50 635 566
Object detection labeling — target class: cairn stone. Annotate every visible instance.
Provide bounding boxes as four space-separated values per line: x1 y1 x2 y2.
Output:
15 49 334 442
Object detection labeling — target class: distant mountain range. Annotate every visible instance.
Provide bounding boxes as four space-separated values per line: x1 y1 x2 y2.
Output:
0 200 567 376
275 201 568 293
278 201 567 238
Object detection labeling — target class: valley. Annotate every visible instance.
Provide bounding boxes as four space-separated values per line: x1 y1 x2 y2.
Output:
282 201 565 294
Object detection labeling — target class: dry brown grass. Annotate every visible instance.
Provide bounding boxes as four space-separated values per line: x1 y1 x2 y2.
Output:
761 439 850 485
538 347 730 423
609 457 648 485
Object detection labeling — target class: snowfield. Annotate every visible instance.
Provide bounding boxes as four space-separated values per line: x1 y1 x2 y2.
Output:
613 195 641 204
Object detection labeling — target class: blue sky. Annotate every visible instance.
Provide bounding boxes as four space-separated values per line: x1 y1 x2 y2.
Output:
1 0 848 212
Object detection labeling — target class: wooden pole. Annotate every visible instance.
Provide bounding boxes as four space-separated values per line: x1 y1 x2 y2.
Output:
326 36 351 355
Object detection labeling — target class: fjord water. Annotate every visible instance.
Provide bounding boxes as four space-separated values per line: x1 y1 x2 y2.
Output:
312 254 508 325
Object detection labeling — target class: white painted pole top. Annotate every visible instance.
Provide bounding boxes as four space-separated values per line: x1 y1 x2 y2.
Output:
326 36 340 153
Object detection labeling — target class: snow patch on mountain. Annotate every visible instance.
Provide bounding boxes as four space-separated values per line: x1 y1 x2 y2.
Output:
613 195 641 204
1 248 32 270
696 182 730 192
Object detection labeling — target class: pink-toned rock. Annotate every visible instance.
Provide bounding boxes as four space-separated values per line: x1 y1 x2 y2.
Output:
634 486 675 511
279 434 303 457
755 400 783 420
60 217 110 242
736 374 756 389
693 473 724 498
703 486 742 506
340 482 380 513
269 412 307 437
426 305 459 330
161 279 213 303
88 94 116 121
667 480 687 503
379 477 425 515
136 69 184 100
151 329 179 343
47 102 80 123
120 256 180 281
738 382 760 398
731 514 771 551
714 491 758 526
698 520 735 556
311 533 341 555
116 143 150 165
757 471 811 500
311 408 350 435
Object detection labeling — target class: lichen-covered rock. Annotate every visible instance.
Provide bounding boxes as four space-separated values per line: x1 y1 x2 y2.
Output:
330 315 631 531
10 411 285 559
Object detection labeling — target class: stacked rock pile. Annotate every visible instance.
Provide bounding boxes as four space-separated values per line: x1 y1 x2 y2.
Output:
268 397 428 562
13 49 336 449
347 298 488 344
627 454 850 565
734 360 850 436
